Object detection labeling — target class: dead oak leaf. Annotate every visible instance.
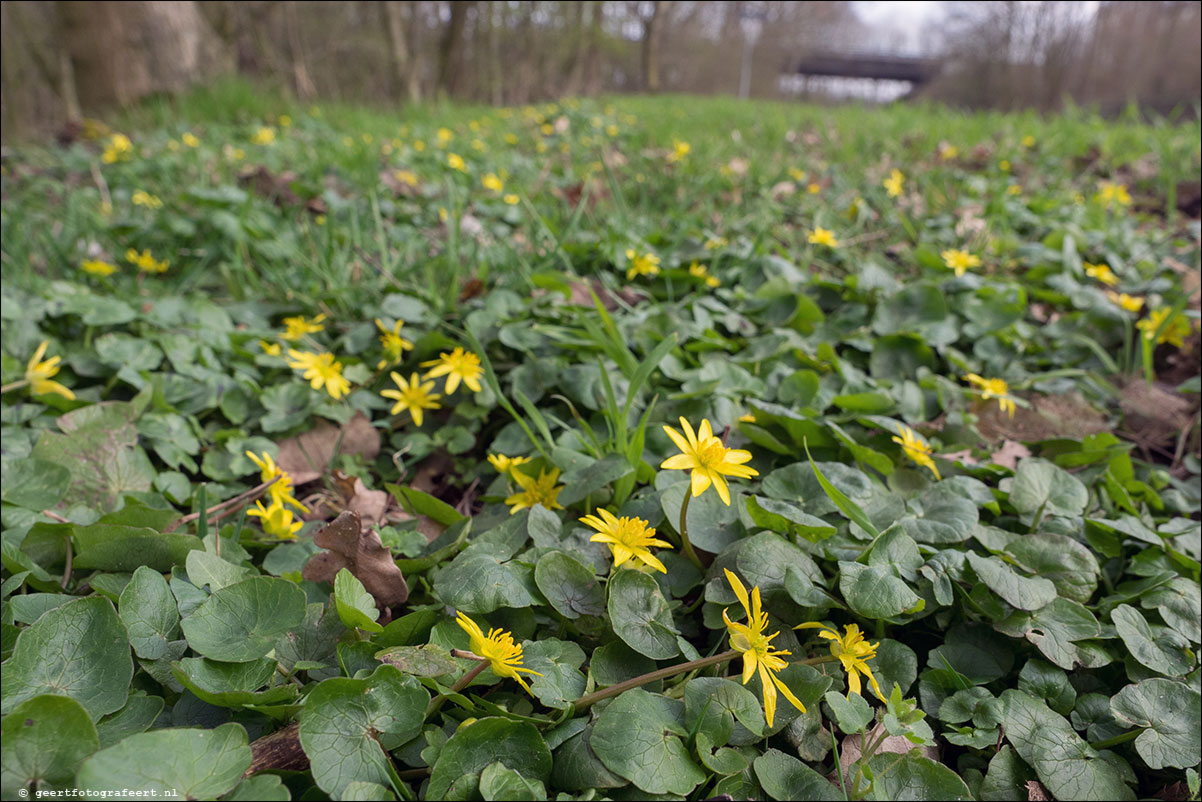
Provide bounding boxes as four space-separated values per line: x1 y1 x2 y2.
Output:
302 511 408 610
989 439 1032 469
276 412 381 485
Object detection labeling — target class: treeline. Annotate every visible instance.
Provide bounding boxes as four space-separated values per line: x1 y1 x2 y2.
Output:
1 1 1198 140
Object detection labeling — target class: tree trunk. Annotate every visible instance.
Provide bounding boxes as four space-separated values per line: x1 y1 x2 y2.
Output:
486 1 503 105
642 1 666 92
583 1 603 95
383 0 421 102
59 1 230 111
283 0 317 100
437 1 471 98
563 1 588 97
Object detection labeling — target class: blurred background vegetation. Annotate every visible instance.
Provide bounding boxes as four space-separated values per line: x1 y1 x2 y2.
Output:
2 1 1200 141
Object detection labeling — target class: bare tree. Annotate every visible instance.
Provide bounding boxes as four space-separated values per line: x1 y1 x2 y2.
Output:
383 0 421 102
437 1 472 98
58 1 230 111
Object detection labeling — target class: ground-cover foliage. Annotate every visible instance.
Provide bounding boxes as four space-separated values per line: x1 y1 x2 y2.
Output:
1 85 1200 801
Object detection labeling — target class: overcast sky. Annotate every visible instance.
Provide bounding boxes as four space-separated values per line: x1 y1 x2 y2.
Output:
852 0 946 54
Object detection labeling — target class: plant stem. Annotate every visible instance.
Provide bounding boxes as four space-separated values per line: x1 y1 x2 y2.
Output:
574 650 738 714
572 651 840 715
1089 728 1143 751
677 489 703 569
425 653 489 719
0 380 28 394
165 476 279 533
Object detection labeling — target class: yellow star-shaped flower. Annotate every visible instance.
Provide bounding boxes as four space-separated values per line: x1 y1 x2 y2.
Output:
455 612 542 695
891 424 940 480
579 509 672 573
421 347 483 395
795 621 883 701
660 417 757 506
722 569 805 728
381 372 441 426
964 374 1017 418
505 468 565 514
24 341 75 400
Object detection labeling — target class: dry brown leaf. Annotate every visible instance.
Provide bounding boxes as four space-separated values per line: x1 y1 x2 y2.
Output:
838 723 938 775
990 440 1032 469
941 449 978 465
275 412 381 485
770 181 797 200
302 510 408 610
977 393 1108 443
345 477 390 528
1026 780 1051 801
1120 379 1196 450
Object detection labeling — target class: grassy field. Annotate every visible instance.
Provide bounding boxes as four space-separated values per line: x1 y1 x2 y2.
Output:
1 83 1200 801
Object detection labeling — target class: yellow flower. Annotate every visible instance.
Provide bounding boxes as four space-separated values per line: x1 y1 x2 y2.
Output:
245 450 308 513
505 468 565 514
482 173 504 193
1138 308 1193 348
739 412 756 424
125 248 169 273
1106 291 1144 313
1084 262 1119 287
605 124 619 137
1021 135 1036 148
181 132 200 148
668 139 691 162
688 262 720 288
455 612 541 694
788 167 806 181
941 249 981 277
625 249 661 280
374 318 414 369
795 622 883 701
487 454 532 475
101 133 132 164
808 228 838 248
999 159 1011 172
891 425 940 480
660 417 758 506
393 169 419 187
279 115 292 128
421 347 484 395
806 183 821 195
580 509 672 573
131 190 162 209
381 372 441 427
883 168 904 198
280 313 327 341
414 139 426 151
80 259 117 277
722 569 806 728
436 127 454 146
964 373 1016 418
247 499 303 540
939 144 958 161
447 153 466 171
251 127 276 145
703 236 728 251
1096 180 1132 208
286 349 351 400
503 193 520 206
1006 185 1023 196
24 341 75 400
259 340 282 356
